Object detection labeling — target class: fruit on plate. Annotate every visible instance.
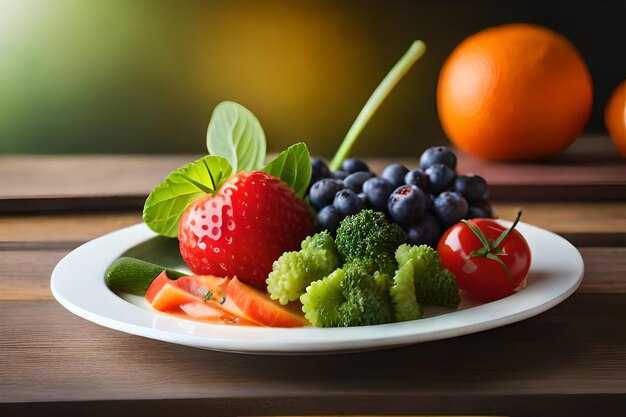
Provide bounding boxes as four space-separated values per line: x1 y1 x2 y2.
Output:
134 40 526 330
178 171 314 289
308 147 493 247
605 80 626 157
145 272 200 311
144 271 307 327
437 211 531 302
437 23 593 160
224 277 309 327
145 272 250 321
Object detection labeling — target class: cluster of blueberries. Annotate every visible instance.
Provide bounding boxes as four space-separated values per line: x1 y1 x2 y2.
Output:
309 147 493 246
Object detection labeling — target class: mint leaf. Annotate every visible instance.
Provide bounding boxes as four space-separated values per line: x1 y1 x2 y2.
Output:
262 142 311 198
143 156 232 237
206 101 266 173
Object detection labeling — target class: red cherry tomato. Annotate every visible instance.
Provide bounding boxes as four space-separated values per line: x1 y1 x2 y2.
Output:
437 214 531 302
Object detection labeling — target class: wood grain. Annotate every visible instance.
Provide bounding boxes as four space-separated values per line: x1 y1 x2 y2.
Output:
0 155 199 199
1 137 625 213
356 136 626 201
2 396 624 417
0 202 624 245
0 213 140 243
1 146 625 416
0 154 198 212
0 295 624 415
454 135 626 200
0 250 64 300
494 202 626 234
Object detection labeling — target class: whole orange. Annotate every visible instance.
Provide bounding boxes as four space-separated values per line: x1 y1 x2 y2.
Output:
604 80 626 157
437 23 593 160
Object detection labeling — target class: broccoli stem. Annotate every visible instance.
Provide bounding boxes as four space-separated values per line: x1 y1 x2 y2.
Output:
329 40 426 171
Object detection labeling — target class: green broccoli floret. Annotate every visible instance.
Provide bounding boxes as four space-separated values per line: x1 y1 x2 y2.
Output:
395 244 461 309
335 210 408 275
300 261 394 328
266 231 340 305
396 243 441 275
300 269 345 327
389 260 423 321
427 269 461 309
339 261 394 326
300 231 340 276
342 257 376 275
373 270 392 295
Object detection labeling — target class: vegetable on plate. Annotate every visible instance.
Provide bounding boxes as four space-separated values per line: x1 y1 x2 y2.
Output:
437 211 531 302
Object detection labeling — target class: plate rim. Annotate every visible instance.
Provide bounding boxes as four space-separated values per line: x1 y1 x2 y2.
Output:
51 221 584 354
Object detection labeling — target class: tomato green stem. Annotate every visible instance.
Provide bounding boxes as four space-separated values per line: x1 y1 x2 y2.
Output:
461 219 491 250
462 210 524 279
493 209 522 248
485 253 512 277
329 40 426 171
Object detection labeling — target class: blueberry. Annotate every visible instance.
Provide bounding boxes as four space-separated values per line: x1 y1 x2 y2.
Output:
362 177 394 212
467 207 489 219
468 200 494 218
357 192 370 209
420 146 457 171
309 179 344 211
342 158 369 174
405 213 441 247
432 192 468 229
381 163 409 189
387 185 428 226
425 163 456 195
454 174 488 203
333 189 363 217
311 158 331 180
343 171 375 192
316 205 341 235
404 168 429 191
332 170 349 180
426 192 435 209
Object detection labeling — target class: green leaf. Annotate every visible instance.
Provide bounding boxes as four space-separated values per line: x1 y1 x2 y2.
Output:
143 156 232 237
262 142 312 198
206 101 266 172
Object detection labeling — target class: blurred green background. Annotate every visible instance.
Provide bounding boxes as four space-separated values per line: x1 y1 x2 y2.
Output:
1 0 625 157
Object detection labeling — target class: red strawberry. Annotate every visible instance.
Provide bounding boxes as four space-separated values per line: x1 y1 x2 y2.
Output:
178 171 314 289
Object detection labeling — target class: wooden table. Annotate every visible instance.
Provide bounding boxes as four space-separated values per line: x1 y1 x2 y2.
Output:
2 137 626 416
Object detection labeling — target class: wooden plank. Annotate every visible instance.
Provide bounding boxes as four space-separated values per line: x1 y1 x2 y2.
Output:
577 248 626 292
0 154 199 213
0 202 625 245
0 213 140 243
2 395 625 417
1 137 625 213
0 295 624 409
454 135 626 201
494 202 626 234
2 247 625 301
0 155 198 199
357 136 626 201
0 250 64 300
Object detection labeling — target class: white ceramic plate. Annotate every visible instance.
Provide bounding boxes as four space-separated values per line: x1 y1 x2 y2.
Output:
51 221 583 354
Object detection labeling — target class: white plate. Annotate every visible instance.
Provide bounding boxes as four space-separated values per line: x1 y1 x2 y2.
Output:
51 221 583 354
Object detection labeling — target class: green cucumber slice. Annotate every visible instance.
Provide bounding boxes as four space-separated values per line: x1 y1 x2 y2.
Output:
105 257 186 296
